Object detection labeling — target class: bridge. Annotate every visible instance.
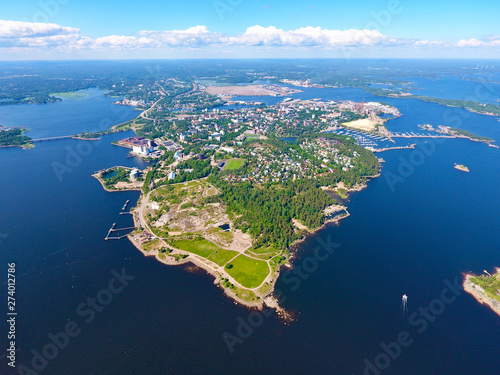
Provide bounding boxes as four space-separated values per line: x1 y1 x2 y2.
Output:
31 135 75 142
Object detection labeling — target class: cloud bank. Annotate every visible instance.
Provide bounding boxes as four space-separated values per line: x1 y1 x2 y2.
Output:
0 20 499 58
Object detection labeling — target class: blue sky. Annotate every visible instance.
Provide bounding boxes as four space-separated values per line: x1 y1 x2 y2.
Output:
1 0 500 59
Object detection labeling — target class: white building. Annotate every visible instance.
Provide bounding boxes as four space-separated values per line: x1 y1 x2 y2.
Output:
132 145 153 156
168 171 177 180
130 168 139 179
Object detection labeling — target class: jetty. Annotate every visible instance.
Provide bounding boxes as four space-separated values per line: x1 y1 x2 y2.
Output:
389 133 455 139
370 144 416 152
105 223 136 240
122 200 130 211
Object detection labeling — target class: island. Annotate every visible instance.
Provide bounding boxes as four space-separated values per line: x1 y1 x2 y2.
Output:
365 87 500 117
464 269 500 318
0 126 33 148
454 163 470 172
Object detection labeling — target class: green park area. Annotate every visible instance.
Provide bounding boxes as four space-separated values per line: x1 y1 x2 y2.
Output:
225 255 270 288
224 158 245 170
169 237 238 267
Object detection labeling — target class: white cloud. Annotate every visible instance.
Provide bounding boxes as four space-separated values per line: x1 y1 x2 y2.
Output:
0 20 80 48
455 38 500 48
413 40 447 48
1 19 500 58
0 20 78 38
137 26 221 47
95 35 156 48
227 26 392 47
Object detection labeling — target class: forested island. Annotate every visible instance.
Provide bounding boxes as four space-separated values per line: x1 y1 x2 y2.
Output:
0 127 32 148
366 87 500 117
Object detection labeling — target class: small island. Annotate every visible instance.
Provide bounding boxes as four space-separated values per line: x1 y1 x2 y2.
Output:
454 163 470 172
464 268 500 318
0 126 33 148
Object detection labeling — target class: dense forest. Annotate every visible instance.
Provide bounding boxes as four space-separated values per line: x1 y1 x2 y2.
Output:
0 128 31 146
209 175 335 249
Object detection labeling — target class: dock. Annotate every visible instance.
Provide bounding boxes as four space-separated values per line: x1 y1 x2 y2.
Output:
122 200 130 211
104 223 135 240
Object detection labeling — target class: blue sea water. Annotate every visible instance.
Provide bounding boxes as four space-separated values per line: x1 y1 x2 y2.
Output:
0 88 138 138
400 75 500 105
0 69 499 375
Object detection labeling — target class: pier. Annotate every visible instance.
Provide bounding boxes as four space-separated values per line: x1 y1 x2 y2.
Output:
122 200 130 211
389 133 455 139
105 222 136 240
370 144 416 152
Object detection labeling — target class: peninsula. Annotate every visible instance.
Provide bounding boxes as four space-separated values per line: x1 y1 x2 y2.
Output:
93 76 496 309
96 83 384 309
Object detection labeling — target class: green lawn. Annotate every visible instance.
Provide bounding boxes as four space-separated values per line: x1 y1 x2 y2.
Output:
208 249 239 266
224 159 245 170
225 255 270 288
252 244 278 254
169 238 237 266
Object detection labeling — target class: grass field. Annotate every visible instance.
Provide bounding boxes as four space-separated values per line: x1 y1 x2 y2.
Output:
224 159 245 170
51 90 89 100
208 249 239 266
169 238 237 266
225 255 270 288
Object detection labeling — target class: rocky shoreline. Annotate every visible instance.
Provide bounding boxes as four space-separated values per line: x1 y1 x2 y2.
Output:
463 269 500 318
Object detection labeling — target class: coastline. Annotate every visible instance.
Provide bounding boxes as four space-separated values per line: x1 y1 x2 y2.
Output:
463 269 500 318
127 196 274 309
284 175 376 264
98 160 380 310
92 169 143 192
